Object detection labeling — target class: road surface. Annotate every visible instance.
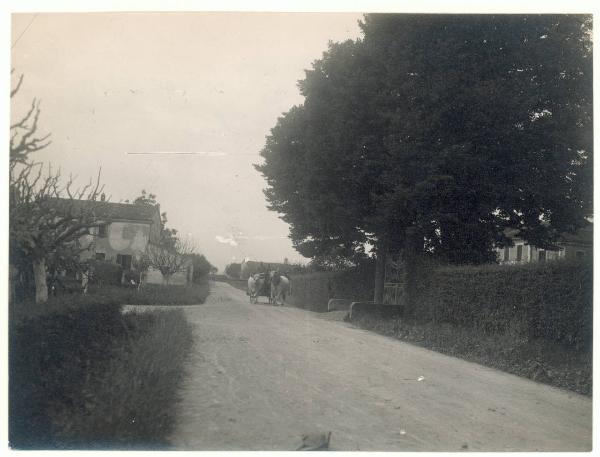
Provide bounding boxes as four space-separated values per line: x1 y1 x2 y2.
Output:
167 281 592 451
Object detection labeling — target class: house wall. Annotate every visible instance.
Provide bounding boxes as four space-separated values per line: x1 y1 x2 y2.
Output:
495 240 593 265
91 221 151 261
562 243 593 260
497 242 565 264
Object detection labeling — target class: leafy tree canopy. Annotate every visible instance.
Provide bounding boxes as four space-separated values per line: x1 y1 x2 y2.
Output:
225 262 241 279
189 253 215 282
256 14 592 265
130 189 179 252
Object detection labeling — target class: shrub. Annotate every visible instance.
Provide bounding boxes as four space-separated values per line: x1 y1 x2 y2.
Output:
52 310 194 449
9 304 194 449
9 303 126 448
408 258 593 353
89 260 123 286
86 282 210 306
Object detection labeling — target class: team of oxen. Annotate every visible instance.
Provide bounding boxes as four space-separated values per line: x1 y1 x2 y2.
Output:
247 271 290 306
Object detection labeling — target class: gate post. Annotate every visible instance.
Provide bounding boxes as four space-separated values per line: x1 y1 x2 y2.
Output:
374 242 387 303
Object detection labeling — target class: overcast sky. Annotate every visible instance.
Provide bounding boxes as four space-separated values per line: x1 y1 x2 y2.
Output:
11 12 364 271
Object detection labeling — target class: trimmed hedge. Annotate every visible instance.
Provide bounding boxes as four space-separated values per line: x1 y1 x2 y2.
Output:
86 282 211 306
408 259 593 353
9 303 126 448
12 282 210 323
288 264 375 312
9 303 194 449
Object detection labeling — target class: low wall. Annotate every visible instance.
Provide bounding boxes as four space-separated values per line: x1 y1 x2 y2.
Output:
327 299 353 312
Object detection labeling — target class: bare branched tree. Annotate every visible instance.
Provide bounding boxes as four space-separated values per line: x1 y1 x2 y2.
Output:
10 70 51 167
10 71 106 303
147 238 195 285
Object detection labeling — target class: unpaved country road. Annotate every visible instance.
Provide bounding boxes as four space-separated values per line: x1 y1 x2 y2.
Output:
168 281 592 451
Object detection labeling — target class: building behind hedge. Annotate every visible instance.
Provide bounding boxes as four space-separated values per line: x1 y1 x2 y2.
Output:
496 224 592 265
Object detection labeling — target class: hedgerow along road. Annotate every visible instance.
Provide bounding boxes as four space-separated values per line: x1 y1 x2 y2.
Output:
167 281 592 451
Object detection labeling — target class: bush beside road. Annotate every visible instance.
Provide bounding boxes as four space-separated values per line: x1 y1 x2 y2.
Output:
9 284 201 449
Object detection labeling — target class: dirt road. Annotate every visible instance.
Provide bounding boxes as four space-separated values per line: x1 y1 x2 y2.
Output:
168 281 592 451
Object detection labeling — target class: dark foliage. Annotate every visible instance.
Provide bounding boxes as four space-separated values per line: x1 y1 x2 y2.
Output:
9 303 125 448
86 282 210 306
408 258 592 352
9 303 194 449
88 259 123 286
224 262 242 278
287 262 375 312
188 253 215 282
257 14 592 265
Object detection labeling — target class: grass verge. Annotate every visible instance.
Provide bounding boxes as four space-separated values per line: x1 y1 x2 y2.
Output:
10 304 195 449
349 314 592 396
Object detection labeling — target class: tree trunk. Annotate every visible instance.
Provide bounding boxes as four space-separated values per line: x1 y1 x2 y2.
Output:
374 243 387 303
9 264 16 304
403 227 421 317
32 258 48 304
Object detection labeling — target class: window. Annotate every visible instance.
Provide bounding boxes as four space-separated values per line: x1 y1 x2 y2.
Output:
95 252 106 261
503 247 510 262
516 245 523 262
538 250 546 261
116 254 132 270
98 224 108 238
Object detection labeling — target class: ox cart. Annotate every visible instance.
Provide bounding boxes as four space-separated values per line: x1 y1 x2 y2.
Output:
247 274 273 304
257 281 272 304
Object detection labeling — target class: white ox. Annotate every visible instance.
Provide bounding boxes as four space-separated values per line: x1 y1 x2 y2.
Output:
269 271 290 306
247 273 266 304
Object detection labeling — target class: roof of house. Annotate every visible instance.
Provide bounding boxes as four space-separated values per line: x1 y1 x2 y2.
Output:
558 225 593 245
504 222 593 247
51 198 159 223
